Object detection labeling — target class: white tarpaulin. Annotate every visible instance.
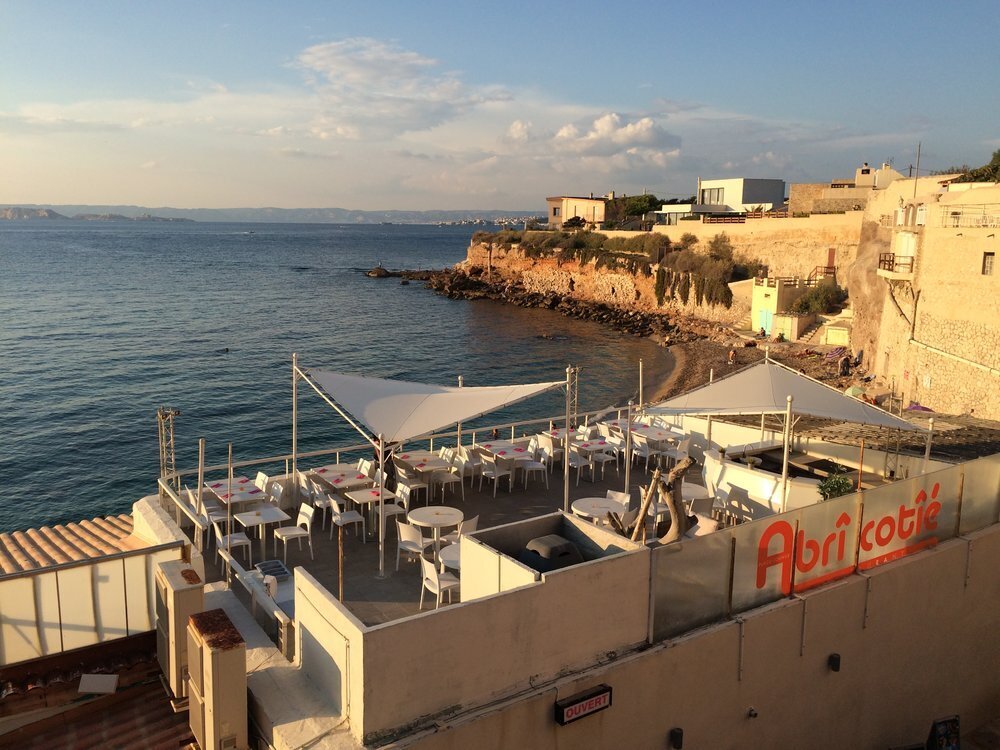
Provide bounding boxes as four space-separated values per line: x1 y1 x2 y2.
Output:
305 370 564 443
646 359 922 431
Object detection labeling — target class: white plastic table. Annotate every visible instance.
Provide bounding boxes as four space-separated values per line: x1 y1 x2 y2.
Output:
235 505 290 557
439 543 461 572
571 496 625 522
408 506 463 561
476 441 517 457
205 478 266 508
311 467 371 492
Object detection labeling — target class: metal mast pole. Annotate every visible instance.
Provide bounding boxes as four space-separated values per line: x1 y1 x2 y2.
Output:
780 396 793 512
563 366 572 513
623 400 633 494
292 353 298 487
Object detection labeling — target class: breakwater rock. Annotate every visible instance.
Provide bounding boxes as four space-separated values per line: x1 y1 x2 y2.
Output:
427 267 728 345
365 266 437 280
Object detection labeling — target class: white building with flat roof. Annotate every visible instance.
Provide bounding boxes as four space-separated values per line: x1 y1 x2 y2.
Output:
696 177 786 213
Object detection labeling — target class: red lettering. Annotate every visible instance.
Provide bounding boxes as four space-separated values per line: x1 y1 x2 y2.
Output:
898 503 916 539
795 530 821 573
757 521 794 595
835 512 851 561
875 516 894 546
861 520 875 551
925 501 940 530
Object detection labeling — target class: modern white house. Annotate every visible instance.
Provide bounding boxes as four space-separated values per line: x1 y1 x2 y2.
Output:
695 177 786 213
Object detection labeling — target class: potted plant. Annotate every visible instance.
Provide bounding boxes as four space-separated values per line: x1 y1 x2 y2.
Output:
818 472 854 500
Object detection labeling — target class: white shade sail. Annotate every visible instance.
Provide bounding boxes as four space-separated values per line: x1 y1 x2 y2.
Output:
305 370 564 444
646 359 923 431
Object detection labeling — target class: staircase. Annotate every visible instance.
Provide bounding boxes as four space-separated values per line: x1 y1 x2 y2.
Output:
799 321 824 345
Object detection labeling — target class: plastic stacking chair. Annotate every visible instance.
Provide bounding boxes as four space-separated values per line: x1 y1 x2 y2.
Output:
567 448 591 486
327 494 365 542
661 437 691 470
442 515 479 545
254 471 271 493
432 455 466 502
480 455 512 497
273 504 315 564
396 519 432 571
212 521 252 573
631 433 663 472
419 555 460 610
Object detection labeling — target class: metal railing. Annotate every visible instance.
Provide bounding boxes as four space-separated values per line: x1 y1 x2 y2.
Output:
162 404 633 487
878 253 914 273
940 204 1000 228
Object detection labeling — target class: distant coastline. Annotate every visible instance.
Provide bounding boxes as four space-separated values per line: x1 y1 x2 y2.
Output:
0 203 542 225
0 207 193 222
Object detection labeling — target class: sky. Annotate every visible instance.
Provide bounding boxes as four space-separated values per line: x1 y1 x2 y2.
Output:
2 1 998 211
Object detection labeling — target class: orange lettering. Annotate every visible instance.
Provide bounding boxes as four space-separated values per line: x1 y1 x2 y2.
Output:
757 521 794 594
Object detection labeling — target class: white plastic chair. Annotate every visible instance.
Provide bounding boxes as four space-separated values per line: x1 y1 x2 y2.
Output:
479 455 512 497
432 456 466 502
589 448 618 479
273 503 315 563
442 515 479 545
254 471 271 493
419 555 460 610
567 448 591 486
606 490 631 514
268 482 284 509
327 494 366 542
395 461 429 503
459 446 483 485
212 520 252 572
396 519 431 571
661 437 691 470
631 433 663 471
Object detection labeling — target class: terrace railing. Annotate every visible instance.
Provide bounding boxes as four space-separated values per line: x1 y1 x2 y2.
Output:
878 253 914 274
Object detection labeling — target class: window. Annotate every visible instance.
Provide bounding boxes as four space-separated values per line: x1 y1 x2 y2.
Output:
700 187 724 205
984 252 995 276
552 207 561 217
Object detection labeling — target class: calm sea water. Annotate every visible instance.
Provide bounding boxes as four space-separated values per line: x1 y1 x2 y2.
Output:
0 222 668 532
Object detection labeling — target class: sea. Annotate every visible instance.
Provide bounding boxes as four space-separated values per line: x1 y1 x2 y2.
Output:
0 221 670 533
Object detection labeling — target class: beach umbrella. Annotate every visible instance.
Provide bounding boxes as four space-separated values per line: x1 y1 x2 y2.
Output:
844 385 866 399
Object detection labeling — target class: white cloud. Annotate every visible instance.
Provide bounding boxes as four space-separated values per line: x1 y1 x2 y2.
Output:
292 37 509 139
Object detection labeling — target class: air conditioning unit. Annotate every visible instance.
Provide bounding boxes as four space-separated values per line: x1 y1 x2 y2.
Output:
155 559 205 700
187 608 248 750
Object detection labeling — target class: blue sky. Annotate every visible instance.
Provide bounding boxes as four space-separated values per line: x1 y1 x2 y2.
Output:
2 1 997 210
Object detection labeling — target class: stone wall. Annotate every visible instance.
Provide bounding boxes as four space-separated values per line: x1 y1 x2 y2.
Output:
787 183 825 214
848 178 1000 419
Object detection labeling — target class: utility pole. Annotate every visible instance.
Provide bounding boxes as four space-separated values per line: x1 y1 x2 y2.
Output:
913 142 921 199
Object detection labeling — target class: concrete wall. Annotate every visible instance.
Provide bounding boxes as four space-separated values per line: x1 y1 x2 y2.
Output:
360 544 651 744
294 569 365 730
397 523 1000 750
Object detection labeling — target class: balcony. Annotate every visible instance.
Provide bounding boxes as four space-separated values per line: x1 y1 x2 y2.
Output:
876 253 914 280
940 204 1000 228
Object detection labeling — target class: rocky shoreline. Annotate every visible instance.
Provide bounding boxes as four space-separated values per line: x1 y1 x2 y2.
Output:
366 264 855 401
425 266 725 346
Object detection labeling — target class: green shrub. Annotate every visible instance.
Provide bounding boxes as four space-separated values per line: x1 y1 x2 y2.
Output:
790 279 848 314
654 268 667 306
818 472 854 500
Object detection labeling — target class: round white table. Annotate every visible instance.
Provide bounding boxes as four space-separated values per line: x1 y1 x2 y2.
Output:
408 506 463 560
439 543 461 571
680 483 711 502
571 496 625 522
